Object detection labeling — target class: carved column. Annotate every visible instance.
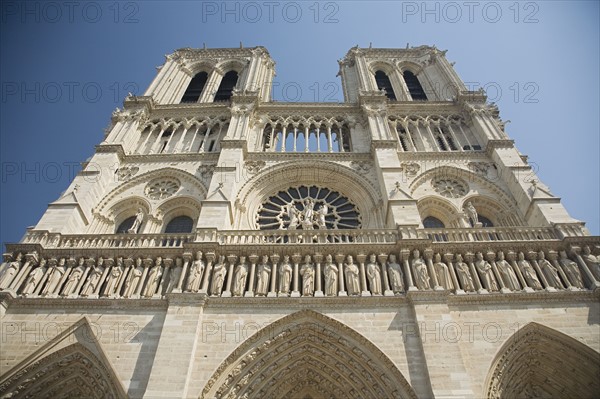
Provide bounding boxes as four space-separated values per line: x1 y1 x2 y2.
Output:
528 251 552 291
378 253 393 296
424 249 442 290
570 246 600 289
356 254 370 296
245 254 258 297
158 258 172 296
268 254 280 297
487 251 507 293
444 253 461 294
465 253 484 293
200 252 215 293
313 253 323 297
135 258 152 297
548 251 573 290
400 249 416 291
507 251 528 291
222 254 237 297
176 252 192 293
291 254 301 297
335 253 347 296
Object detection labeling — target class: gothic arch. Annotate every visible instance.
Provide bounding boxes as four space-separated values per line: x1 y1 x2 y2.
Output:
417 196 461 227
95 167 208 217
410 165 516 209
461 194 522 226
156 195 202 232
0 317 126 399
200 310 418 399
484 322 600 399
396 61 424 75
236 160 383 229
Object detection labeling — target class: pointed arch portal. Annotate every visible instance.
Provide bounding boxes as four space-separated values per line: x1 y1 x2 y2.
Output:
485 322 600 399
201 310 417 399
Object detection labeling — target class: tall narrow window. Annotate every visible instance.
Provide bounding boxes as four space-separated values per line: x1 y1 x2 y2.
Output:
214 71 238 102
374 71 396 100
423 216 445 228
403 71 427 101
116 216 137 234
181 72 208 103
165 216 194 233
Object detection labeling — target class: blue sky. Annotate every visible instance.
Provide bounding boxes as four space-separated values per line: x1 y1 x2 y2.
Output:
1 1 598 247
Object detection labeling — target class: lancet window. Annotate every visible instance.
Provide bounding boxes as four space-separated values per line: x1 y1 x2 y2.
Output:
390 116 479 153
262 118 351 153
181 71 208 103
403 70 428 101
135 117 229 154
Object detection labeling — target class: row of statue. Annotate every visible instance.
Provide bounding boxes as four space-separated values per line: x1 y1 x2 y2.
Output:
0 246 598 299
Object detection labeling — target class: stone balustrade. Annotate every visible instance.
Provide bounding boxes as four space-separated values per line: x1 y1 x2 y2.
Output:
1 244 599 302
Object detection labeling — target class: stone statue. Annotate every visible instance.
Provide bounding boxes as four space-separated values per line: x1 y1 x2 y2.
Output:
538 251 562 289
211 256 227 296
323 254 338 296
412 250 430 290
316 204 328 229
143 257 162 297
81 257 104 296
496 252 520 291
433 253 453 290
123 257 143 297
286 204 299 230
303 198 314 222
299 255 314 296
464 201 478 227
517 252 542 290
102 258 122 296
582 246 600 280
454 254 474 292
128 208 145 234
387 254 404 293
344 255 361 295
186 251 204 293
61 258 85 296
43 258 67 295
21 258 47 295
256 255 271 296
233 256 249 296
278 255 292 295
166 258 182 294
559 251 584 289
475 252 498 291
366 254 382 295
0 253 22 289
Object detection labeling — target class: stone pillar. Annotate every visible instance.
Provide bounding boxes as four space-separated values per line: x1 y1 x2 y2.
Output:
291 254 301 297
313 253 323 297
570 246 600 289
356 254 370 296
158 259 172 296
176 252 192 293
400 249 417 291
335 253 347 296
464 253 484 293
444 253 461 294
144 296 207 398
424 248 442 290
200 252 215 294
245 254 258 297
378 253 394 296
222 254 237 297
268 254 279 297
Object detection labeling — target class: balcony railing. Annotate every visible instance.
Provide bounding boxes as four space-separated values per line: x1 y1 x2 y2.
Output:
19 224 585 249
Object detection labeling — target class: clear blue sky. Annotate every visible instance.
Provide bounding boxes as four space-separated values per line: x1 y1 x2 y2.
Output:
1 1 598 248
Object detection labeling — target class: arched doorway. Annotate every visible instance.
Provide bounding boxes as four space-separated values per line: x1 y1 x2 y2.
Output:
201 310 417 398
485 322 600 398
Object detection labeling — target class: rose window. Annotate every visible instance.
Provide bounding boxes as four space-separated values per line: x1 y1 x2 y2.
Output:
256 186 361 230
145 178 180 200
431 178 468 198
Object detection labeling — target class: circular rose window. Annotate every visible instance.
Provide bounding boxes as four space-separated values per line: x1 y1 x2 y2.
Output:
145 178 180 200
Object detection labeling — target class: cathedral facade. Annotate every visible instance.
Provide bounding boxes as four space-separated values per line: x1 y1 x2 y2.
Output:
0 46 599 399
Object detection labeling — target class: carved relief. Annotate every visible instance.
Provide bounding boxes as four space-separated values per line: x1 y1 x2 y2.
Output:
431 177 468 198
144 178 180 200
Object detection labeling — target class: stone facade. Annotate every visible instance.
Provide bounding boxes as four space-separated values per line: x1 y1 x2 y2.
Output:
0 46 599 399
